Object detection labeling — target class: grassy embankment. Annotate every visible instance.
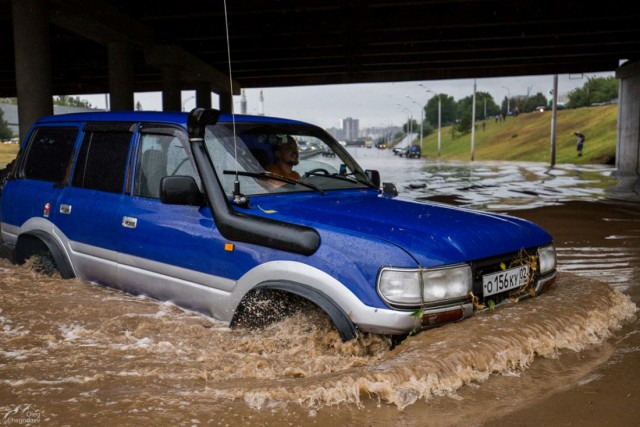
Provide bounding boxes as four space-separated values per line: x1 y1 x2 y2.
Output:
0 104 618 167
0 144 18 166
418 104 618 164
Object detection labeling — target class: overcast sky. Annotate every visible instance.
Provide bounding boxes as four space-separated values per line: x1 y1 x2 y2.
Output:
81 71 613 129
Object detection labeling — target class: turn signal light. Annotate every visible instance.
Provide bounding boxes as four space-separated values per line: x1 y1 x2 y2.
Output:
421 308 464 327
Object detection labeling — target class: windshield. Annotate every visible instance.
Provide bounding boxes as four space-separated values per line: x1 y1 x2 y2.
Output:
204 121 372 197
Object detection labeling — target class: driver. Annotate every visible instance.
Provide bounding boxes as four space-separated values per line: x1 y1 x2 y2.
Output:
265 136 301 180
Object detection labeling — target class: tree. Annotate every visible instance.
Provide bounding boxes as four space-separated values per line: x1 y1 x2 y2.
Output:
567 76 618 108
501 96 511 116
402 118 419 134
474 92 500 119
456 92 498 120
0 109 12 139
457 111 473 134
521 92 549 112
424 94 456 126
135 101 143 111
53 95 92 108
455 92 499 132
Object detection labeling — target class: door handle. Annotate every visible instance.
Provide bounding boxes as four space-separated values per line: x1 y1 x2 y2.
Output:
59 204 72 214
122 216 138 229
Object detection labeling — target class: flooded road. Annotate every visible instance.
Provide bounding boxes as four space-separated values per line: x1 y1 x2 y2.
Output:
2 151 639 426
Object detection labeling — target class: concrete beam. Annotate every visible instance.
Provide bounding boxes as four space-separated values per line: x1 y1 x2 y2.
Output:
108 42 134 110
162 66 181 112
145 45 241 95
12 0 54 140
616 60 640 176
47 0 153 48
195 82 212 109
218 91 233 114
613 60 640 198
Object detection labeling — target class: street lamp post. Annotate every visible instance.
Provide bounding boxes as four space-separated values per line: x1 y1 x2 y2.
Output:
407 96 423 144
419 84 441 156
501 86 511 117
397 104 413 143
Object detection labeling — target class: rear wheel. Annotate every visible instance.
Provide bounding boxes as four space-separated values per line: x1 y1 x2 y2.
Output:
28 252 59 276
15 235 67 277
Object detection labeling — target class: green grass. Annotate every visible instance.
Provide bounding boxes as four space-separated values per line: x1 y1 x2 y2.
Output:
418 104 618 164
0 144 19 166
0 105 619 168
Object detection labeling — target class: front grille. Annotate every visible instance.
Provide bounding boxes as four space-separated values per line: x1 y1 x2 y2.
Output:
470 247 539 305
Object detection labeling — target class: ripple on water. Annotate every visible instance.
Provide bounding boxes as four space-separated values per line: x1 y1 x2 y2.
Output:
0 260 636 413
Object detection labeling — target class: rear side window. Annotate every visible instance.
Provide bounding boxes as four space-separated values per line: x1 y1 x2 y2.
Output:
72 130 132 193
23 127 78 182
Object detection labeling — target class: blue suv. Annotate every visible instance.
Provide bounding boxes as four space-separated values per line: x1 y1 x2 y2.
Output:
0 109 556 341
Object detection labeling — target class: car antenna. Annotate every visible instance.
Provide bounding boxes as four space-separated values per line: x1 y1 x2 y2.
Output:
223 0 247 206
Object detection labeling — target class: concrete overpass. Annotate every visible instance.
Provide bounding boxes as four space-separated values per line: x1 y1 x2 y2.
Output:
1 0 640 187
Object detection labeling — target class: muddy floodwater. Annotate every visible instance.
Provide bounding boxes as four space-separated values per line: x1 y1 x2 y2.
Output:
1 151 639 426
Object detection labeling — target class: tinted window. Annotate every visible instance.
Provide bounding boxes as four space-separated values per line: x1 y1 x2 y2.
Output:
23 127 77 182
72 131 132 193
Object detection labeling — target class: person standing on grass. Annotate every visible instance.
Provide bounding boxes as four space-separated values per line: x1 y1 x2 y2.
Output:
575 131 585 157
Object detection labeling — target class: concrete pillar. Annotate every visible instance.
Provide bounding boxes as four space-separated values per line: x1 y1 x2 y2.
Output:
12 0 53 141
614 60 640 197
195 82 212 110
218 90 233 114
108 42 134 110
161 66 181 111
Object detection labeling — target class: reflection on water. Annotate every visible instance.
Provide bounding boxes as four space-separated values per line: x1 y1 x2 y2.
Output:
351 148 619 210
1 151 639 425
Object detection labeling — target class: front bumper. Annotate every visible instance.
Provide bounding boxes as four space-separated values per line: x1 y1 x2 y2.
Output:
357 270 557 336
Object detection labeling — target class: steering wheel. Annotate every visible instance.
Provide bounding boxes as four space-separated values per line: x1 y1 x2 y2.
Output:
304 168 330 177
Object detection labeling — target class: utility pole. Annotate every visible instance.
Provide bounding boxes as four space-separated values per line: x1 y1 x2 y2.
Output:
502 86 511 117
437 95 442 156
550 75 558 167
407 96 423 144
471 79 477 161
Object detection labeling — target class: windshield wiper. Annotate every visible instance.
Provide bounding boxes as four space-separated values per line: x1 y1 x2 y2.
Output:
223 170 326 194
305 171 378 190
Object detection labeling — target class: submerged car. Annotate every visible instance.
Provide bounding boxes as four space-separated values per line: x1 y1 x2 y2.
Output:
0 109 556 341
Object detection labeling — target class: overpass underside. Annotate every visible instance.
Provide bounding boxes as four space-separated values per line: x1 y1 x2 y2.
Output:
4 0 640 193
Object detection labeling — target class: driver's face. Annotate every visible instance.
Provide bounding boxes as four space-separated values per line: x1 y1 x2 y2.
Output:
277 141 299 166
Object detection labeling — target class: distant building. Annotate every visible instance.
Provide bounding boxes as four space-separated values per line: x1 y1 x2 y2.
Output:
240 89 247 114
342 117 359 141
258 90 264 116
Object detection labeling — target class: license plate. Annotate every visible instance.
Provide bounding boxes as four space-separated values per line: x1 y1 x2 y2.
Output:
482 265 530 297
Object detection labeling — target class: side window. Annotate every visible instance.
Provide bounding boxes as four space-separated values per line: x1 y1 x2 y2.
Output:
134 133 200 199
72 131 132 194
22 127 78 182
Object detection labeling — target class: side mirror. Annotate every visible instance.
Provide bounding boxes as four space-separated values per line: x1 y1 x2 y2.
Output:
382 182 398 196
160 176 204 206
365 169 381 189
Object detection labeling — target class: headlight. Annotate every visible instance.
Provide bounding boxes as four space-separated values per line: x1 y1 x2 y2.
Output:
377 264 472 307
422 264 472 303
377 268 422 306
538 244 556 275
